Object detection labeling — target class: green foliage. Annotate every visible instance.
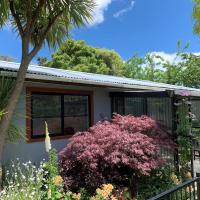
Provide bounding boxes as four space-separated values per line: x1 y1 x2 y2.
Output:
123 55 145 79
45 148 59 179
1 160 45 200
0 76 23 143
175 98 192 175
6 124 24 143
124 51 200 88
0 110 6 120
178 53 200 88
79 188 90 200
137 166 176 200
0 1 95 49
39 39 124 76
0 76 15 110
37 39 200 88
143 54 165 82
124 53 165 82
43 148 61 200
193 0 200 36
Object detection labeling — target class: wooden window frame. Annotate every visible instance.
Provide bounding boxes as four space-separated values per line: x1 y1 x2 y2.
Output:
26 87 94 143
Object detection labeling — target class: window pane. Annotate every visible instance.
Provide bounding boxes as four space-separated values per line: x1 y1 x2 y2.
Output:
112 97 124 115
32 94 61 137
191 100 200 127
32 117 62 137
32 94 61 118
147 97 172 128
124 97 146 116
64 95 89 134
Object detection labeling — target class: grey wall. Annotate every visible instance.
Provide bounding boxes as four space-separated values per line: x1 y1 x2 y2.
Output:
2 82 111 164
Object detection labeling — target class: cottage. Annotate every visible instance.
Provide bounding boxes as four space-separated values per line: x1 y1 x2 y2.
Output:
1 60 200 165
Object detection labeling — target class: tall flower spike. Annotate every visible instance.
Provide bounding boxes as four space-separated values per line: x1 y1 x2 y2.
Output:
45 121 52 152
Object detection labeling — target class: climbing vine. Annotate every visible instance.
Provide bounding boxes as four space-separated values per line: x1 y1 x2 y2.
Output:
175 97 193 177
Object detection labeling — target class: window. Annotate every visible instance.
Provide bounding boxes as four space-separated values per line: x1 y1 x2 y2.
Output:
111 93 172 129
191 99 200 128
147 97 172 128
124 97 146 116
26 88 93 142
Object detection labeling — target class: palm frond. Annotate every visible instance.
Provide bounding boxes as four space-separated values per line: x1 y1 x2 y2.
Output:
0 76 15 110
0 0 10 28
45 18 71 49
0 76 22 143
7 0 95 48
6 124 25 143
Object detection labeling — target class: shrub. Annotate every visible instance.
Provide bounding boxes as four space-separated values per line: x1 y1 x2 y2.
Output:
59 114 175 197
136 166 176 199
112 114 175 149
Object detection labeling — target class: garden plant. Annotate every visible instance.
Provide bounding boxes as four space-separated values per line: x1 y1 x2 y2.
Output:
59 114 176 199
0 114 194 200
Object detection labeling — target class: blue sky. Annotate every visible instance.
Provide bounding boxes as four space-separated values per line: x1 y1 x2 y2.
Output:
0 0 199 63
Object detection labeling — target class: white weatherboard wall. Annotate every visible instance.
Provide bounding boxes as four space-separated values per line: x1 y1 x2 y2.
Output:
2 82 111 164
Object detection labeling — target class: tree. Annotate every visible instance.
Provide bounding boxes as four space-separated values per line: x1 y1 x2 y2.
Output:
40 39 124 75
124 54 165 82
178 53 200 88
0 55 15 62
59 114 175 198
143 54 165 82
124 55 145 79
193 0 200 36
0 0 95 176
124 47 200 87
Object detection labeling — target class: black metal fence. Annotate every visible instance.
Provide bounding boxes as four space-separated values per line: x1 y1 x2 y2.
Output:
148 177 200 200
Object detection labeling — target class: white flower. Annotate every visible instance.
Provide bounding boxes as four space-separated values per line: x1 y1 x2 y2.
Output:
30 178 34 181
45 122 52 152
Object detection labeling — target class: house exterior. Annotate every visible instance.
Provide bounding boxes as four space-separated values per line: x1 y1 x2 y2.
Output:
1 60 200 165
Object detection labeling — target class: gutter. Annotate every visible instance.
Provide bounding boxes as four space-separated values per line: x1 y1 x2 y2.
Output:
1 70 200 97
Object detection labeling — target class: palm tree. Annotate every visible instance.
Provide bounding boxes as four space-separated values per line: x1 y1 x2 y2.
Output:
0 0 95 175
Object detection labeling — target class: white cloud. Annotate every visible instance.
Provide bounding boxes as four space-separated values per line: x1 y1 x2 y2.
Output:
150 52 178 64
150 51 200 64
113 1 135 18
89 0 113 26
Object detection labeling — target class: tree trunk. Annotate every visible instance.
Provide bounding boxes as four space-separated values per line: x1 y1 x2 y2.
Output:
0 56 31 188
129 175 138 200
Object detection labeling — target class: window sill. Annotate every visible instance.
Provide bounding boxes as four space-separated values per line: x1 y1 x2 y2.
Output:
26 134 73 143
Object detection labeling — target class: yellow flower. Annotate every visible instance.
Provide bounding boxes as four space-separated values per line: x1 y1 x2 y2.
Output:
72 193 81 200
90 196 98 200
170 173 180 185
52 175 63 186
45 121 52 152
111 195 117 200
185 172 192 179
96 184 114 199
102 183 114 192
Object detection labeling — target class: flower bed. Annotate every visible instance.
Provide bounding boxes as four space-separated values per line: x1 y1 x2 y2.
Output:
0 114 181 200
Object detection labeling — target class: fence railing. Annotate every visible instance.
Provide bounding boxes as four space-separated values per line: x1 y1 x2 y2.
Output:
148 177 200 200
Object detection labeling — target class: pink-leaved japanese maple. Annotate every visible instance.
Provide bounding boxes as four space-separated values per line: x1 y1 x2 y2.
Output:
59 114 175 196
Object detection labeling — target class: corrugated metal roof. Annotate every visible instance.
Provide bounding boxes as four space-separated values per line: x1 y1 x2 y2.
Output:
0 60 200 95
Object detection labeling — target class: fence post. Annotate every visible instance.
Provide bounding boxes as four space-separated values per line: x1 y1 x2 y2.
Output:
197 174 200 200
